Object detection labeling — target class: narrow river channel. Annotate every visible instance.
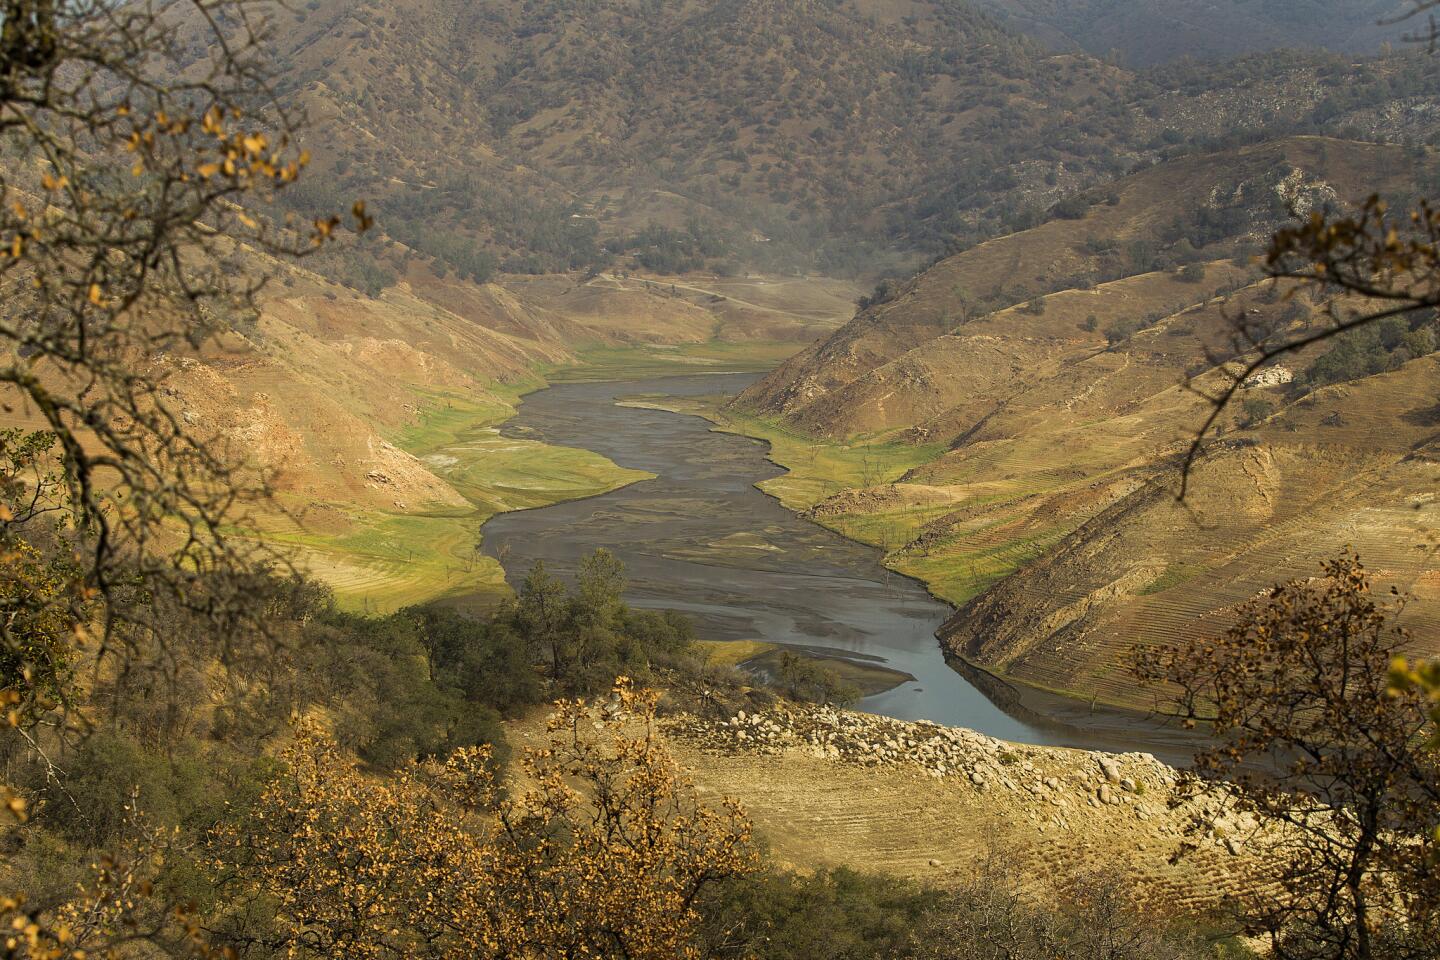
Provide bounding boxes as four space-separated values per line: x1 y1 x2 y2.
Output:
480 372 1204 763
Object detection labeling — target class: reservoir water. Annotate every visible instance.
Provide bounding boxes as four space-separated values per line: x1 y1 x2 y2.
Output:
480 372 1203 762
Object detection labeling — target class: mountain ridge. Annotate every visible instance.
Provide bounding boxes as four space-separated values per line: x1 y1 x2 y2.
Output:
170 0 1440 283
972 0 1412 65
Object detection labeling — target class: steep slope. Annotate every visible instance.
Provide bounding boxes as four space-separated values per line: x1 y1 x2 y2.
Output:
722 136 1440 708
942 388 1440 706
737 137 1402 426
811 292 1440 707
171 273 566 513
173 0 1440 278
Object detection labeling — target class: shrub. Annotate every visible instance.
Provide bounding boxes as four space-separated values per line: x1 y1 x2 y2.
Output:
1104 317 1142 345
697 868 938 959
1049 194 1092 220
216 685 759 960
1240 396 1275 427
773 651 861 706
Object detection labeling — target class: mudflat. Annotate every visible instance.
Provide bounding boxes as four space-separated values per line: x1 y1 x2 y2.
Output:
480 373 1205 761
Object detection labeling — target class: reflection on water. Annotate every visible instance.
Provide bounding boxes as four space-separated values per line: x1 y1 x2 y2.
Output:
479 373 1203 762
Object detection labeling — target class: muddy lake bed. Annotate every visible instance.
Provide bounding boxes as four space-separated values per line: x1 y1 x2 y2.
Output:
479 373 1207 765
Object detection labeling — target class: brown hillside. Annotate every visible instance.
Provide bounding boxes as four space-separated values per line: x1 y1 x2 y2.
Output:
942 373 1440 706
735 137 1417 426
729 136 1440 709
817 303 1440 707
171 1 1440 277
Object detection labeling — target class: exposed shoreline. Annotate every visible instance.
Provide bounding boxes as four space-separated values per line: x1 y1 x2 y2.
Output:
479 372 1211 758
634 387 1210 765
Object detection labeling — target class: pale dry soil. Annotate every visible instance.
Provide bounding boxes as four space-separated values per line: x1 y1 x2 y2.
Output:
506 702 1266 914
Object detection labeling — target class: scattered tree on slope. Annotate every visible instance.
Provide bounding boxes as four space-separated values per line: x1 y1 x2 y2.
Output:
1140 553 1440 960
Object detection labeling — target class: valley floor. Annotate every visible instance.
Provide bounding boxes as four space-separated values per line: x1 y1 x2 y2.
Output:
277 342 806 612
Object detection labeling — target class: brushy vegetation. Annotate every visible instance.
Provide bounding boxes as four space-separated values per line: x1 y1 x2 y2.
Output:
2 537 1249 958
696 855 1247 960
1300 315 1440 390
1141 553 1440 959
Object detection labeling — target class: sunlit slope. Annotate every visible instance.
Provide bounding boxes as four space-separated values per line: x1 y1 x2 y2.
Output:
942 362 1440 707
720 137 1440 707
785 296 1440 708
735 137 1417 428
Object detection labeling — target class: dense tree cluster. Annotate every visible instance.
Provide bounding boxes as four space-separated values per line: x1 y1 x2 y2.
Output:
1302 314 1440 388
213 682 759 959
611 220 737 275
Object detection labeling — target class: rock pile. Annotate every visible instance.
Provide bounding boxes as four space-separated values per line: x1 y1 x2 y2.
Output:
1242 364 1293 388
671 704 1161 788
667 703 1255 850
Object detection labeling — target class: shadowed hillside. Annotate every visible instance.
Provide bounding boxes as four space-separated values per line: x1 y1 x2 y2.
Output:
169 0 1440 280
973 0 1411 65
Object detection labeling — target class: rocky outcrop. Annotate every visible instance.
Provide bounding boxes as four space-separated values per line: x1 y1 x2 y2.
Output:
1243 364 1293 388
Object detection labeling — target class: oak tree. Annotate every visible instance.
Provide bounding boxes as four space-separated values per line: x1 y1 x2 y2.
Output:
1140 553 1440 959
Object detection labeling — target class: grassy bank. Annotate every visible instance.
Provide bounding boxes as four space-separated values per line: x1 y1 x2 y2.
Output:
274 342 810 613
624 395 943 510
629 394 1056 607
720 410 944 512
272 381 652 613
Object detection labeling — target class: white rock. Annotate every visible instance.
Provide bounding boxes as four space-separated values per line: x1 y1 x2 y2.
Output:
1243 365 1293 388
